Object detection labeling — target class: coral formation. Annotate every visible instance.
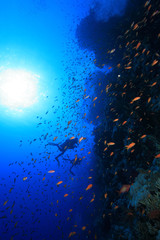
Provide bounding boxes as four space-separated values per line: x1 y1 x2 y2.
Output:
83 0 160 238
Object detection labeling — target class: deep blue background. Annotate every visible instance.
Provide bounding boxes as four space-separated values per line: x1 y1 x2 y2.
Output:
0 0 128 239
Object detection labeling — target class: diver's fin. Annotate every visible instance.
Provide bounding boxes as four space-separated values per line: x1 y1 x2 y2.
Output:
55 156 60 166
69 166 75 176
69 169 75 176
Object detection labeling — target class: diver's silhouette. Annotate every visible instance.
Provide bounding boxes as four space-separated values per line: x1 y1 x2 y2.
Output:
47 138 78 165
63 155 82 176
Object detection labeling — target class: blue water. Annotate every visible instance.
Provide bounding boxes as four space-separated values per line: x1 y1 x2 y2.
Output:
0 0 129 239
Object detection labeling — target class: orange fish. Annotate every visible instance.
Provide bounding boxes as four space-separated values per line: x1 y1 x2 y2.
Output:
122 121 127 125
79 137 84 143
125 29 129 34
90 198 95 203
155 154 160 158
69 232 76 238
3 200 8 206
152 60 158 66
48 170 55 173
70 136 75 140
130 97 140 103
119 184 131 194
110 49 115 53
104 193 108 199
144 1 150 7
151 82 157 87
125 142 135 150
133 24 138 30
107 142 115 146
93 97 97 101
68 120 72 125
127 212 133 216
140 135 146 139
64 194 68 197
125 66 132 69
85 95 90 99
148 4 151 11
151 10 159 17
53 136 58 141
23 177 27 181
14 222 18 228
148 97 151 103
86 184 93 191
113 119 119 122
142 49 146 54
136 42 141 49
82 226 86 230
56 181 63 186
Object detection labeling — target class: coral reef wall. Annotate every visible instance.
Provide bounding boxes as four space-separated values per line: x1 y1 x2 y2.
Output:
77 0 160 239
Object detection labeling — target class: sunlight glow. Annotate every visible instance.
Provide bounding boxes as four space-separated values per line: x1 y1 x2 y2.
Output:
0 69 39 110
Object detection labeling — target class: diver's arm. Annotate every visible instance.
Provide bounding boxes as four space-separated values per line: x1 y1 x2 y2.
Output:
48 142 58 146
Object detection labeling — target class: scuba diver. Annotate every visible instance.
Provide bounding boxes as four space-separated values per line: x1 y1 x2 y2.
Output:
63 155 82 176
46 137 78 165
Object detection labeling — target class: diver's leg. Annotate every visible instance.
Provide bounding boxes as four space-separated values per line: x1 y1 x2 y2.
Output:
55 151 65 166
47 143 62 151
69 165 75 176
